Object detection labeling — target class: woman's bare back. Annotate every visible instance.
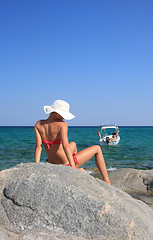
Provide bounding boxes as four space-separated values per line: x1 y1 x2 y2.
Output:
35 115 68 164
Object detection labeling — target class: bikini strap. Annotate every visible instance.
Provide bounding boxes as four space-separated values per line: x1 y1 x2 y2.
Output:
42 140 51 149
42 139 62 149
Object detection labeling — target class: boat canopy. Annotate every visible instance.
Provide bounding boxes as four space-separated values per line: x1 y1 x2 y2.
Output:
100 125 118 130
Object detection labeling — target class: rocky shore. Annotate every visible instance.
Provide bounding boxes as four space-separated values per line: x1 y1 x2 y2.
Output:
0 163 153 240
91 167 153 209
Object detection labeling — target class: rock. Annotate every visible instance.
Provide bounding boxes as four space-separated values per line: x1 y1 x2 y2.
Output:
143 175 153 196
20 230 88 240
0 226 87 240
106 168 153 209
0 163 153 240
91 168 153 209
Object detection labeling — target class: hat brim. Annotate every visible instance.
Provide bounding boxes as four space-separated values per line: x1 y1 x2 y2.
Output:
44 106 75 120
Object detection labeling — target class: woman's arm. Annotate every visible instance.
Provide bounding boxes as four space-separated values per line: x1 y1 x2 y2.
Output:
60 122 76 168
34 123 42 163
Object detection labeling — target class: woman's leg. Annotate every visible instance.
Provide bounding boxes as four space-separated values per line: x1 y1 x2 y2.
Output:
76 145 111 185
69 142 89 174
69 142 77 154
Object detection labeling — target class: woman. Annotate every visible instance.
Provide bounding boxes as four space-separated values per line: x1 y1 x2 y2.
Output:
34 100 111 185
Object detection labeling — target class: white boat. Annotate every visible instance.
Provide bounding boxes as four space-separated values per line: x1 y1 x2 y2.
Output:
98 125 120 146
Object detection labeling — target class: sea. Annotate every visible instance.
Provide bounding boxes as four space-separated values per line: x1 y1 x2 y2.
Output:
0 126 153 172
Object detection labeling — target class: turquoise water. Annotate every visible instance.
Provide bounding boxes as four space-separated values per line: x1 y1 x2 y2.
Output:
0 126 153 171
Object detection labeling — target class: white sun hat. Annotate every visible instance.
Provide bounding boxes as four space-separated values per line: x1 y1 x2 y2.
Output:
44 100 75 120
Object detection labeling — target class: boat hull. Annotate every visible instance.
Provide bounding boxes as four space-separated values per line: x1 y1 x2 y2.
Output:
99 136 120 146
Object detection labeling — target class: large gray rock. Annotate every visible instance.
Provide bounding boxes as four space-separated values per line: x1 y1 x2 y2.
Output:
0 163 153 240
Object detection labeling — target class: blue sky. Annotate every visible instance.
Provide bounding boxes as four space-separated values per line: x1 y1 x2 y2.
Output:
0 0 153 126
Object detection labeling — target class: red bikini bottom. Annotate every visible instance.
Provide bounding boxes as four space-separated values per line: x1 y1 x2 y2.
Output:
66 153 79 166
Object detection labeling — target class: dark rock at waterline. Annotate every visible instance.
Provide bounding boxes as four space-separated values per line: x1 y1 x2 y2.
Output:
0 163 153 240
143 175 153 196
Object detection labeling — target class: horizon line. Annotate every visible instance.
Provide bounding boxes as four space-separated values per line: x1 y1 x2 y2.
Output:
0 125 153 128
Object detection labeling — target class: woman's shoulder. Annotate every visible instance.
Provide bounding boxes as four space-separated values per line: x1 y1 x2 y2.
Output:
58 121 68 134
35 120 40 127
35 119 45 128
60 120 68 127
56 120 68 131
